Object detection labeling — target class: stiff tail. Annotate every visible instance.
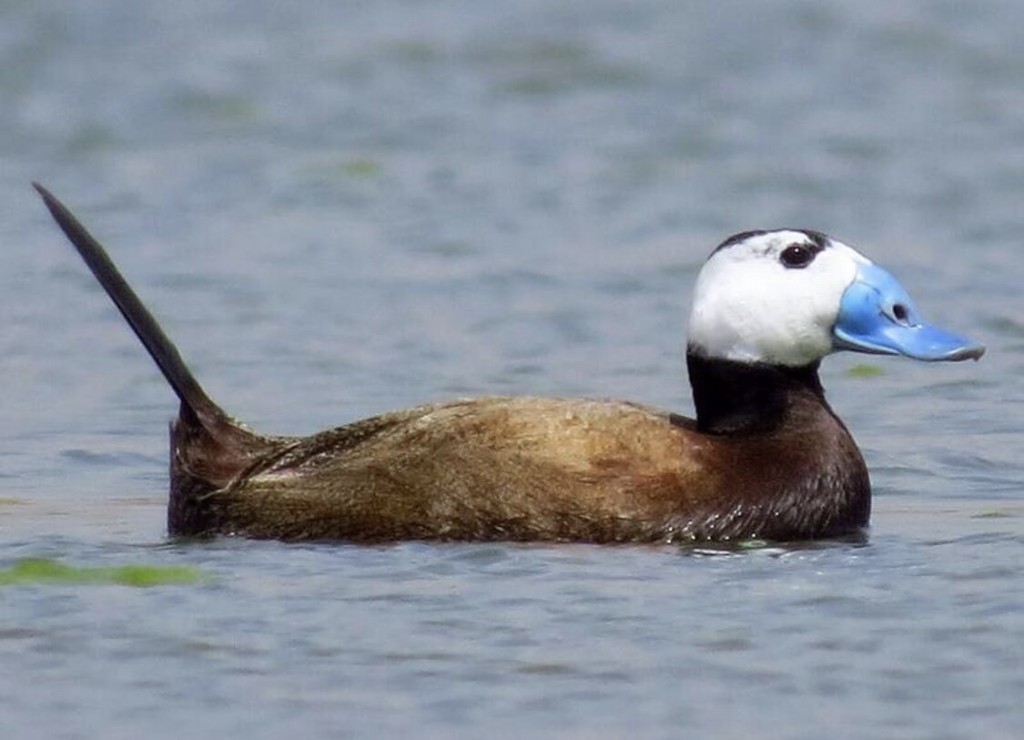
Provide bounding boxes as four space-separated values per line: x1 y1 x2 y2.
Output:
34 184 277 535
34 183 225 424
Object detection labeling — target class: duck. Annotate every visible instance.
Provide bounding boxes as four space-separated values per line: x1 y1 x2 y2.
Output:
33 184 985 543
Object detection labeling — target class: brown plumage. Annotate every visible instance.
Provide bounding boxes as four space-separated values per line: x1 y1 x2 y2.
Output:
179 390 868 542
36 184 873 543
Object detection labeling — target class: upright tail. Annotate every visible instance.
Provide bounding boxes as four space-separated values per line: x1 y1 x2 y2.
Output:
34 184 275 532
34 183 225 423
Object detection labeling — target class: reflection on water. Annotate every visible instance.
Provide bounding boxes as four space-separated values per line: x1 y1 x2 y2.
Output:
2 1 1022 738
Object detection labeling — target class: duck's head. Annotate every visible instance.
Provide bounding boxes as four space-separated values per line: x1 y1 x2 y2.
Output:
687 229 985 367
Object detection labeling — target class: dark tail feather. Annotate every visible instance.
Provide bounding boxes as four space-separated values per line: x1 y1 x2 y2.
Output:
33 183 226 424
35 183 283 534
33 183 279 527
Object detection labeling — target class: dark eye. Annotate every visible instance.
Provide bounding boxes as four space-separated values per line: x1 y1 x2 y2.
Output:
780 244 814 268
892 303 909 323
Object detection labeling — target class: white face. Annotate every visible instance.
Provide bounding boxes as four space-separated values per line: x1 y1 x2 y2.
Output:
687 230 872 366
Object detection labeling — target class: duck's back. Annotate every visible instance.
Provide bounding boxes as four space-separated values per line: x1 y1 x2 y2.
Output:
174 395 867 542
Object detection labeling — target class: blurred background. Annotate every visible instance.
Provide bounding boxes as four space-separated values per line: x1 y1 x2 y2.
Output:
1 1 1021 738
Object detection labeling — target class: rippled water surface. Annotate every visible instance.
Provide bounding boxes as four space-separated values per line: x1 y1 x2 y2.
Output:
2 1 1022 738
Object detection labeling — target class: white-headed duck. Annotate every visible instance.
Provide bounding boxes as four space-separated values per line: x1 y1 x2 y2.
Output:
34 185 984 543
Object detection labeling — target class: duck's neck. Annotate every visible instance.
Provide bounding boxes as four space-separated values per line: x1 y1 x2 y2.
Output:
686 350 829 435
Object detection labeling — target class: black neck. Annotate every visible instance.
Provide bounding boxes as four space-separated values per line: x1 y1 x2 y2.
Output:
686 349 828 434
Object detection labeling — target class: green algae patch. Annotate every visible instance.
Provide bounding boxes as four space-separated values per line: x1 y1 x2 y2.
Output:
0 558 209 587
847 364 885 378
972 511 1014 519
341 158 381 177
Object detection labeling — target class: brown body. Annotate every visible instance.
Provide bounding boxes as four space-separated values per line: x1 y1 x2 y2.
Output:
172 389 869 542
36 185 871 544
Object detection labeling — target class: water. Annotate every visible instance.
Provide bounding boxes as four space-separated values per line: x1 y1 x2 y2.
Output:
1 0 1022 737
